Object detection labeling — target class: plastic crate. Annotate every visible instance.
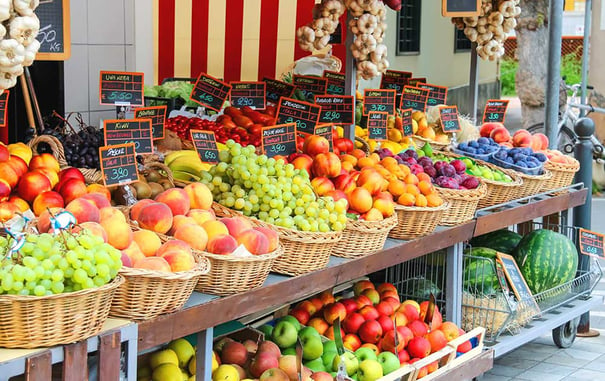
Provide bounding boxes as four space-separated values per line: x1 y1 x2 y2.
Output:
452 147 495 162
490 155 545 176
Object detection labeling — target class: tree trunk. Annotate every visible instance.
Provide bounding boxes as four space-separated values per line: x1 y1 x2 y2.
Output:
515 0 550 128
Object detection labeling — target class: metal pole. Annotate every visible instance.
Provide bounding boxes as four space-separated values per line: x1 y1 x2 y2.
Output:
579 0 592 117
468 43 479 124
573 117 595 334
445 243 463 326
545 0 565 149
344 13 356 142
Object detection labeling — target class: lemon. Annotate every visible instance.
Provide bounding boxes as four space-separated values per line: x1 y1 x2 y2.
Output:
167 338 195 368
151 363 182 381
212 364 240 381
149 349 179 370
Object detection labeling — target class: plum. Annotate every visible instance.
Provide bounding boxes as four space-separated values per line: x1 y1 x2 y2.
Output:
469 141 480 148
440 178 460 189
512 153 527 162
410 163 424 175
516 161 528 168
532 153 547 162
505 157 514 164
418 156 433 166
458 173 470 182
458 142 469 150
395 156 405 164
462 176 480 189
404 157 418 165
520 147 533 155
453 174 463 184
488 138 497 145
477 137 490 146
466 147 478 154
423 165 437 178
406 149 418 160
494 149 507 160
509 148 521 155
434 161 448 172
438 164 456 178
450 159 466 174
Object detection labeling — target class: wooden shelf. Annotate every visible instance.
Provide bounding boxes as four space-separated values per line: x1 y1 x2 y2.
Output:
432 349 494 380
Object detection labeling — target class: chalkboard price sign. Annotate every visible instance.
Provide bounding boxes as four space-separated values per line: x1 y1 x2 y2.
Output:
442 0 481 17
482 99 510 123
190 73 232 112
293 75 328 102
367 112 388 141
134 106 167 139
380 70 412 92
263 77 295 105
401 86 430 112
579 228 605 258
100 71 144 106
36 0 71 60
496 252 540 312
439 105 461 133
0 90 9 127
230 81 266 110
190 130 220 164
399 108 413 136
363 89 396 116
103 119 153 154
276 97 321 136
261 123 298 158
418 83 448 107
314 123 334 152
99 143 140 186
314 95 355 124
408 78 427 86
323 71 346 95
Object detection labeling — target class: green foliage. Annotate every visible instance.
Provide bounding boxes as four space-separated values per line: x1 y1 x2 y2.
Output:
500 59 518 96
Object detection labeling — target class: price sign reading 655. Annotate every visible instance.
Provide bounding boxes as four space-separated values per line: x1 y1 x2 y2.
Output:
191 130 220 164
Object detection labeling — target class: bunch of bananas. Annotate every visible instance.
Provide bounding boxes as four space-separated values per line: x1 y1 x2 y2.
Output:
164 150 212 182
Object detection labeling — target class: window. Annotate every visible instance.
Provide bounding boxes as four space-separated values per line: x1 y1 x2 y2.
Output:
454 28 472 52
396 0 421 55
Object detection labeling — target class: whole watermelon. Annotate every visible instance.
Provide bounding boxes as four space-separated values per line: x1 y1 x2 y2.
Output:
464 247 499 295
470 229 522 253
513 229 578 294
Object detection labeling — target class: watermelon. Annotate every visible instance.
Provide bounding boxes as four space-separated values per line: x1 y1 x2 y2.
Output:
463 247 499 295
513 229 578 294
470 229 522 253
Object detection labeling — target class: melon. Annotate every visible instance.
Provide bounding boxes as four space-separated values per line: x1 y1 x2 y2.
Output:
470 229 522 254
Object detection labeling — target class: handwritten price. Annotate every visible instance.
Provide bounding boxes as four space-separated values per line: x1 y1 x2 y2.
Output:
110 168 129 181
203 151 217 160
198 93 215 103
269 144 286 154
487 113 500 120
403 100 419 109
327 84 343 94
370 128 384 135
443 120 457 129
323 111 341 121
107 92 133 101
285 117 307 131
236 97 254 106
370 104 387 112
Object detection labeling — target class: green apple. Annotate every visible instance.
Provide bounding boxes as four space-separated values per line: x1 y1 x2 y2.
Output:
357 359 384 381
332 352 359 376
278 315 301 331
298 326 321 340
271 321 298 349
355 347 378 362
282 347 297 356
322 351 337 369
377 351 400 375
323 340 337 354
305 357 326 372
299 332 323 360
258 324 273 338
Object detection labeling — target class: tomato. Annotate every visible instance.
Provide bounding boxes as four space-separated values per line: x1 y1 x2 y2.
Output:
248 124 263 136
264 105 276 116
334 138 354 153
233 115 254 128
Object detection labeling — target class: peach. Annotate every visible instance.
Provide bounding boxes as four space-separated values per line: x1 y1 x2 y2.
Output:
311 152 341 178
206 234 239 254
512 129 532 148
134 256 171 272
348 187 373 214
174 224 208 251
35 168 60 189
32 191 64 216
7 155 28 177
332 173 356 194
373 197 394 217
158 250 196 272
531 133 549 151
202 220 229 240
86 183 112 202
0 143 7 162
254 226 279 252
154 188 191 216
59 167 86 183
156 239 192 256
80 221 108 243
37 207 65 233
291 154 313 176
187 208 215 226
79 192 111 209
325 189 348 203
236 229 269 255
479 122 502 138
132 229 163 257
137 202 173 234
0 179 10 200
129 199 156 221
0 201 18 222
311 176 335 196
357 168 384 195
183 182 213 210
65 198 100 223
0 162 18 188
169 215 197 235
17 171 52 202
122 241 145 265
99 206 126 224
361 208 384 221
221 216 252 237
58 179 87 204
29 153 60 173
103 220 133 250
489 126 511 144
7 196 29 212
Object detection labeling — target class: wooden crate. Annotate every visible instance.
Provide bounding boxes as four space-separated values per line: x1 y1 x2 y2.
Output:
446 327 485 368
377 364 416 381
409 346 456 380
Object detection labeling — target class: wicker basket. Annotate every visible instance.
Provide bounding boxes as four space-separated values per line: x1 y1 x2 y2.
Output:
437 182 487 226
196 246 283 296
355 136 371 154
543 159 580 192
0 275 124 349
411 135 450 151
388 202 450 240
332 214 398 258
110 256 209 321
512 169 553 199
212 202 342 276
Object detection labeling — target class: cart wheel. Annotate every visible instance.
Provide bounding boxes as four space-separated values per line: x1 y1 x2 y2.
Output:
552 316 580 348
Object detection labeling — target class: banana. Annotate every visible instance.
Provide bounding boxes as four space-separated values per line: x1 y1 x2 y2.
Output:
168 157 206 176
164 150 198 167
172 170 200 182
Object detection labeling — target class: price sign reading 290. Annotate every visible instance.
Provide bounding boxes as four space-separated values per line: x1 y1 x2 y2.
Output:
99 143 140 186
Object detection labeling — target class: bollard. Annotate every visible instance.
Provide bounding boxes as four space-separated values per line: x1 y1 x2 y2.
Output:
573 117 595 335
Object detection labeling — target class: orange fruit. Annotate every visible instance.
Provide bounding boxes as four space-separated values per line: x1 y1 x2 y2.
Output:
415 194 428 207
357 157 375 169
417 172 431 183
418 181 433 196
399 164 411 177
397 193 415 206
388 179 406 197
426 193 443 207
405 184 420 196
381 157 398 168
404 173 419 185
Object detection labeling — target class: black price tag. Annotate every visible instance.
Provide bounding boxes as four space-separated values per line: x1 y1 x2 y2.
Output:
418 83 448 108
293 75 328 102
104 119 153 154
496 252 540 312
401 86 430 112
99 71 144 106
408 77 427 86
363 89 396 116
399 108 413 136
579 228 605 258
99 143 140 186
367 111 388 141
0 90 9 127
190 129 219 164
190 73 232 112
230 81 266 110
275 97 321 136
439 105 461 133
315 95 355 124
134 106 167 139
263 77 295 105
323 70 346 95
314 123 334 152
380 70 412 92
482 99 509 123
262 123 297 158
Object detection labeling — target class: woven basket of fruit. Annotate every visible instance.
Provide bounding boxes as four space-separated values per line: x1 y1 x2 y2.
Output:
512 169 553 199
437 181 487 226
411 135 450 151
543 159 580 192
332 214 398 258
389 202 450 240
195 245 283 296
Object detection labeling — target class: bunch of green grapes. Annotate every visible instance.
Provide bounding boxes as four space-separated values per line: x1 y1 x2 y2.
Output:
0 230 122 296
200 141 347 232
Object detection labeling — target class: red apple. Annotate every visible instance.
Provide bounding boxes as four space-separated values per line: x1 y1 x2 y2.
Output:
340 298 358 315
289 308 310 326
358 320 383 344
359 305 380 321
375 301 394 316
376 314 394 333
342 312 365 334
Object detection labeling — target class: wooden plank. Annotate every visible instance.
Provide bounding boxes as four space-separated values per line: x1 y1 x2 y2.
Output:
25 351 52 381
137 223 475 350
474 189 587 236
99 331 121 381
63 341 88 381
430 349 493 381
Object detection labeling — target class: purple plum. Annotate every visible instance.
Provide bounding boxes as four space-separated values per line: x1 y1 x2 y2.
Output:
450 159 467 174
434 161 448 172
395 156 405 164
404 157 418 166
418 156 433 167
462 177 480 189
410 164 424 175
423 165 437 178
